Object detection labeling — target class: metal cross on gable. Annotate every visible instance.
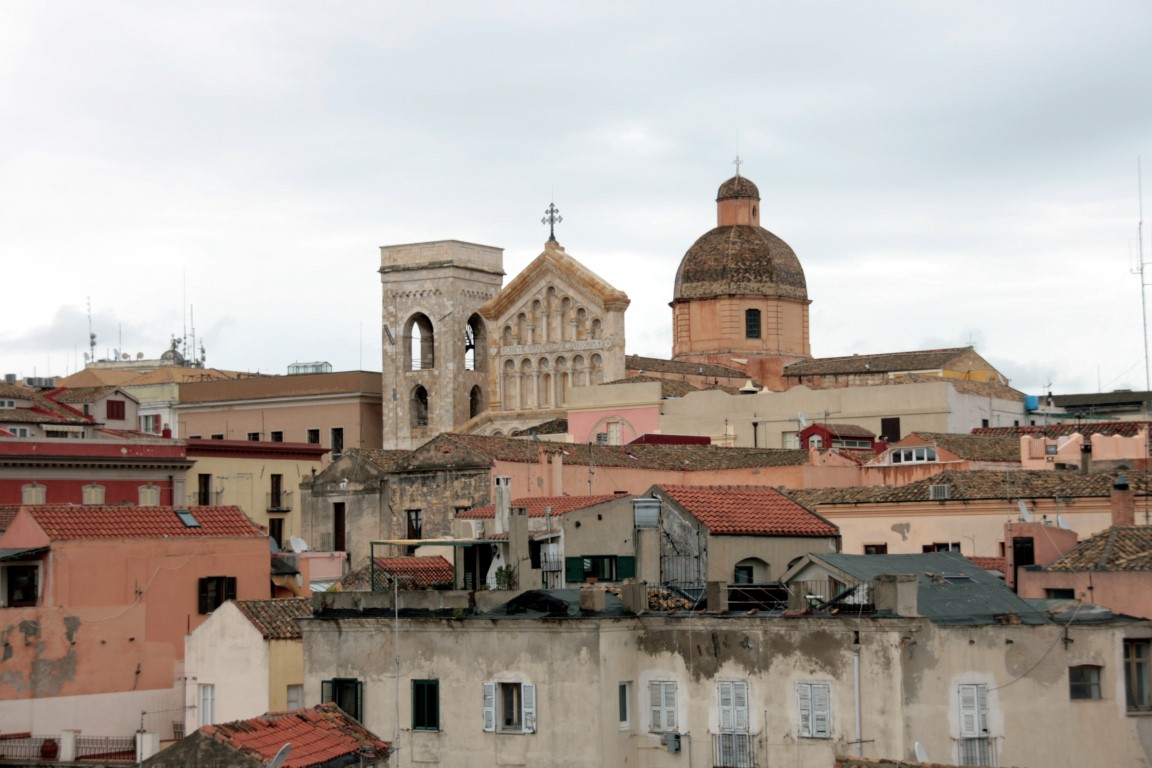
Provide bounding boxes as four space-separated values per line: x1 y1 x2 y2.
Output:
541 202 562 242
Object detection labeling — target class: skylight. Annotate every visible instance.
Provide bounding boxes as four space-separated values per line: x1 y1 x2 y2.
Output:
175 509 201 528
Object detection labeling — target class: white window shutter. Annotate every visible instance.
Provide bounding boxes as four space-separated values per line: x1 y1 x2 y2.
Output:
718 681 734 731
797 683 813 738
959 684 981 737
812 683 831 738
733 682 749 733
483 682 496 732
521 683 536 733
975 684 988 734
664 682 677 731
650 682 663 731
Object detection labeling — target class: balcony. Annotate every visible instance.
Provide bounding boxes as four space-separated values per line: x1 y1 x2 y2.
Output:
712 733 756 768
267 490 294 513
956 736 997 767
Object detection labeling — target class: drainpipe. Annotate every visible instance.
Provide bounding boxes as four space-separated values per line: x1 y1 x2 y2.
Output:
853 635 863 757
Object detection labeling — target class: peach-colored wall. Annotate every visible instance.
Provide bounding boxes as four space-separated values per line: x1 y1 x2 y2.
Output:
1003 521 1079 588
1022 431 1150 470
568 404 661 444
180 400 378 460
1017 570 1152 618
0 534 269 704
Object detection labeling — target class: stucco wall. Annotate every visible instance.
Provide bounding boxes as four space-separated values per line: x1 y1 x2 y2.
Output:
183 602 269 731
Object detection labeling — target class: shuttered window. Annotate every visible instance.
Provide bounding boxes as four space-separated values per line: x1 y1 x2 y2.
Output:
958 683 988 737
197 576 236 614
482 681 536 733
322 678 364 722
797 682 831 738
649 681 677 732
718 680 749 733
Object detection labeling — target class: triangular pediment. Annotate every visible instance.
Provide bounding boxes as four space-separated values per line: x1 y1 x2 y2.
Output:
399 434 498 472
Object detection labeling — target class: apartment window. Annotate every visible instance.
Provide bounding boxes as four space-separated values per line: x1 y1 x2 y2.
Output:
3 563 40 607
981 418 990 428
718 680 751 767
1046 588 1075 599
406 509 423 540
197 474 213 505
482 681 536 733
287 684 303 710
565 555 635 584
106 399 126 420
331 427 344 458
270 431 283 442
333 502 346 552
890 447 938 464
270 474 285 510
864 544 888 555
413 679 440 731
199 684 216 726
247 431 260 441
211 434 224 440
1069 665 1102 700
198 576 237 614
138 484 161 506
8 427 30 438
307 429 320 444
648 681 677 733
618 682 632 730
1125 640 1152 711
82 483 105 505
879 417 901 442
744 308 761 339
957 683 992 766
733 565 754 584
797 681 831 738
140 414 161 433
923 542 961 553
21 483 46 504
268 518 284 550
323 678 364 722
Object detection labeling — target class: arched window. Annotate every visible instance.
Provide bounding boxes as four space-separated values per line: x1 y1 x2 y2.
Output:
590 354 604 385
808 435 823 449
470 386 485 419
538 358 552 407
745 308 761 339
21 483 45 504
405 314 435 370
410 386 429 427
591 318 602 339
733 557 769 584
465 314 486 372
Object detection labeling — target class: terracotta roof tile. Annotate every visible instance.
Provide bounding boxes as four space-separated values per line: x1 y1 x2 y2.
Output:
609 375 739 397
234 598 312 640
1047 526 1152 572
815 423 875 439
966 555 1007 574
674 224 808 301
974 421 1151 438
203 703 390 767
625 354 748 379
459 494 621 520
0 505 20 534
375 556 454 586
784 347 977 377
355 448 415 471
48 386 123 404
23 504 267 540
510 418 569 437
903 432 1022 463
659 485 839 537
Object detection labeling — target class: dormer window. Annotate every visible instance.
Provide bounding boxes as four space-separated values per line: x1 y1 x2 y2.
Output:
889 447 937 464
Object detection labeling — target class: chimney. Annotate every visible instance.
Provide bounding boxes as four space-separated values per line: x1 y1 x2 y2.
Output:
1112 474 1136 527
494 476 511 534
1079 434 1092 474
873 574 919 617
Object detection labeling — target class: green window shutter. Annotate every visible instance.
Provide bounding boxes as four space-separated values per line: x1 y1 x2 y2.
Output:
565 557 584 584
616 556 636 580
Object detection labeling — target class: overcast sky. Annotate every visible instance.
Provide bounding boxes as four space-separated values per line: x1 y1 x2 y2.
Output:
2 2 1150 395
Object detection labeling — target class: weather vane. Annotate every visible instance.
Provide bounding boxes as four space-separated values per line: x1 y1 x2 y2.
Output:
541 202 563 242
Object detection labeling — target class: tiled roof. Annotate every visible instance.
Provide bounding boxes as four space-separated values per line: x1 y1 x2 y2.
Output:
974 421 1152 438
0 408 90 425
202 703 390 768
609 375 738 398
0 382 39 400
355 448 415 471
813 423 875 439
48 386 121 404
511 418 569 437
0 505 20 534
426 433 812 471
459 494 621 520
904 432 1021 463
675 224 807 301
234 598 312 640
784 347 977 377
23 504 267 540
1047 527 1152 572
716 174 759 200
966 555 1007 574
376 556 454 586
658 485 839 537
789 469 1152 506
625 354 748 379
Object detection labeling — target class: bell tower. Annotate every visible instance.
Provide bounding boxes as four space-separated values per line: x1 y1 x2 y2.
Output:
379 240 505 449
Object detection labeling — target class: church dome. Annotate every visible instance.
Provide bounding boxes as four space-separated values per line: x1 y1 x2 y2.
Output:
716 175 759 201
674 174 807 301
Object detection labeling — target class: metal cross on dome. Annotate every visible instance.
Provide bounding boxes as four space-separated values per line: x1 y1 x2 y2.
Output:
733 155 743 176
542 202 563 242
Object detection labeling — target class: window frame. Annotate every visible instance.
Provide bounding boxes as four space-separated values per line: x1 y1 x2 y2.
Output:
1069 665 1102 701
413 679 440 731
797 681 832 739
106 399 126 421
323 678 364 722
2 562 40 607
82 483 105 506
21 482 46 504
138 483 161 506
618 681 632 731
197 575 237 614
648 680 677 733
482 681 536 734
199 683 216 726
744 308 762 339
331 427 344 458
307 428 320 444
1125 639 1151 711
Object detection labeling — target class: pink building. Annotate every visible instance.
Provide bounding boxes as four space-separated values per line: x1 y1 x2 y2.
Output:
0 504 270 737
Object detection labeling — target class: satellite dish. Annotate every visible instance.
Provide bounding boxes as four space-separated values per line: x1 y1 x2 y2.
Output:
797 412 808 428
914 742 929 761
1057 515 1070 530
289 536 309 553
267 743 292 768
1017 500 1032 522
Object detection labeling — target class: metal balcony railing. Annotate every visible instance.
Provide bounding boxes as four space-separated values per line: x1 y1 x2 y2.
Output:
267 490 293 512
539 554 562 572
712 732 756 768
956 736 997 767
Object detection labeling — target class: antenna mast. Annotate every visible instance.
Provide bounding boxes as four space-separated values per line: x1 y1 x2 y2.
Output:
1136 156 1150 392
86 297 96 363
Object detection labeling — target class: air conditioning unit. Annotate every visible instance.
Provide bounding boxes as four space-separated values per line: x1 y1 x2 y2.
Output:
659 733 681 753
929 484 951 501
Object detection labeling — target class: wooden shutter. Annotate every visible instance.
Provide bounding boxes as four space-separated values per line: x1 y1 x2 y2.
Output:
718 681 734 731
352 680 364 722
322 679 333 704
521 683 536 733
811 683 831 738
733 681 748 733
198 577 212 614
797 683 813 737
959 684 984 737
664 682 677 731
482 682 496 732
616 556 636 580
565 557 585 584
649 682 664 731
224 577 237 603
